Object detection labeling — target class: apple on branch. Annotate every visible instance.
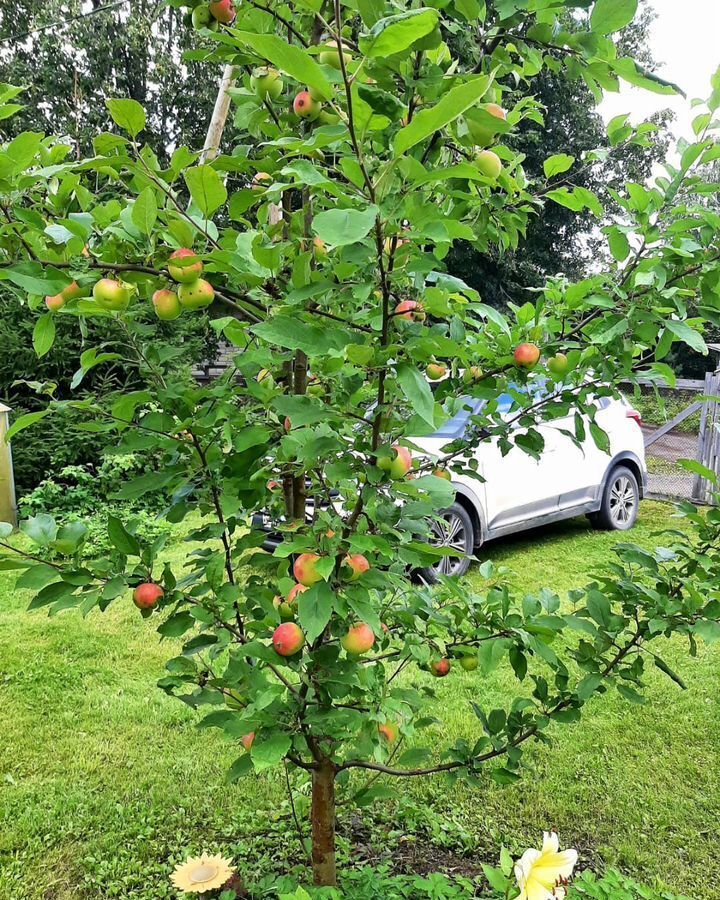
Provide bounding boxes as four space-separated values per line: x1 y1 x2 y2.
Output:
340 623 375 655
514 342 541 369
342 554 370 582
133 582 164 610
293 553 324 587
272 622 305 656
293 91 321 121
152 289 182 321
251 67 283 101
167 248 203 283
93 278 132 311
45 280 85 311
466 103 507 146
209 0 236 24
178 279 215 310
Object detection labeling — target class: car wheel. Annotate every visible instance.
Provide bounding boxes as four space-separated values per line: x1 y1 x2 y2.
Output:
417 502 475 584
590 465 640 531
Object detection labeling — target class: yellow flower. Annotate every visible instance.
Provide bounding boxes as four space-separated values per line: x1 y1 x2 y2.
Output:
170 852 235 894
515 832 578 900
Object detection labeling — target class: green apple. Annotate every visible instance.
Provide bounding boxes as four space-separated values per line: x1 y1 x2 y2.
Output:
178 278 215 310
251 67 283 101
93 278 131 311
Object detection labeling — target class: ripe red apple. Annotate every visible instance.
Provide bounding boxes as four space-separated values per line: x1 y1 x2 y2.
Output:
133 582 164 610
293 553 323 587
514 342 541 368
168 248 203 284
93 278 131 311
287 583 309 603
430 658 451 677
341 623 375 655
548 352 569 376
475 149 503 180
272 622 305 656
318 40 351 70
378 721 399 742
178 278 215 310
251 67 283 101
389 446 413 479
459 654 478 672
293 91 321 120
45 280 84 311
241 732 255 751
342 553 370 582
394 299 425 322
152 289 182 321
467 102 507 146
45 294 66 312
209 0 236 24
426 362 447 381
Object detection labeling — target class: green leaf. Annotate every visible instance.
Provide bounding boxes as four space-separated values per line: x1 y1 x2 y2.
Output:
665 320 707 354
298 583 335 644
107 515 141 556
232 32 333 100
184 166 227 217
577 673 603 700
4 409 51 442
312 205 379 247
396 363 435 426
131 186 158 234
20 513 58 548
32 314 55 358
543 153 575 178
394 74 493 156
15 564 58 590
3 262 69 295
250 731 292 772
653 655 687 690
590 0 638 34
607 227 631 262
106 98 146 137
0 522 13 539
53 522 88 555
678 459 718 485
695 620 720 642
359 8 439 58
158 612 195 638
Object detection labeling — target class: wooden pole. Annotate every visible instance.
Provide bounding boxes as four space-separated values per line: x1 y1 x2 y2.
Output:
199 64 237 164
0 404 17 526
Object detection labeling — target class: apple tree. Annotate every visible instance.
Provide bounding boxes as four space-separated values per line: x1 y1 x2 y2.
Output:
1 0 720 889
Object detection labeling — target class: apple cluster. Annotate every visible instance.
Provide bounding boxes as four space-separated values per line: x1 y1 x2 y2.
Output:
155 249 215 320
189 0 236 31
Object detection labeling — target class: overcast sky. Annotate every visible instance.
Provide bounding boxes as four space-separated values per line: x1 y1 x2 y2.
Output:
599 0 720 143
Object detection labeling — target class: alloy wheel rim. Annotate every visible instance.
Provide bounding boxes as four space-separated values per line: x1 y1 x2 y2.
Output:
610 475 636 525
430 512 468 575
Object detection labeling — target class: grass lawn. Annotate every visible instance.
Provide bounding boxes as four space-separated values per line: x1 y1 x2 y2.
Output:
1 500 718 899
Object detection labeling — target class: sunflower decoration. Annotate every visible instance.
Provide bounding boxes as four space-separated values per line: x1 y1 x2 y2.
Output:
170 852 235 895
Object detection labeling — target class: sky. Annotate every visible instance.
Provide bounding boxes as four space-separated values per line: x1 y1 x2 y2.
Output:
598 0 720 144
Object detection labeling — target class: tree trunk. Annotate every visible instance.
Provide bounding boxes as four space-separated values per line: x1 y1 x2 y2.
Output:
311 761 337 887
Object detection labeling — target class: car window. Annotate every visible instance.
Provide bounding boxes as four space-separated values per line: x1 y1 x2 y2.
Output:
430 398 484 439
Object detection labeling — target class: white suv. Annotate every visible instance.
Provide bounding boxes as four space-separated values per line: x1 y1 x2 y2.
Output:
414 387 646 581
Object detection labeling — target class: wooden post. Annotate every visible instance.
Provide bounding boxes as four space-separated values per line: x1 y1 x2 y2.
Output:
693 371 720 504
0 404 17 526
199 64 237 164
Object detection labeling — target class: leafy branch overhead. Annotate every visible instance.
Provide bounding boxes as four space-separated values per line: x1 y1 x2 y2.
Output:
0 0 719 890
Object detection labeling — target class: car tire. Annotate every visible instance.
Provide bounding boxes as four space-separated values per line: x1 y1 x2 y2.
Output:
589 465 640 531
417 502 475 584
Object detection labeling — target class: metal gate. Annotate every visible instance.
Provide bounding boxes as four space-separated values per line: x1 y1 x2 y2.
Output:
642 371 720 504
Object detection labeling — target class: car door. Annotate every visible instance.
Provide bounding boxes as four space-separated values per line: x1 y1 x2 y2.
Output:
479 388 563 533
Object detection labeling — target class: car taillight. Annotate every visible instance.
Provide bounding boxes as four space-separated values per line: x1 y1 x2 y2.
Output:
626 409 642 428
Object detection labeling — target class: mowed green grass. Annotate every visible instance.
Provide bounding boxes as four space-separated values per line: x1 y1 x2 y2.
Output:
1 501 718 899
